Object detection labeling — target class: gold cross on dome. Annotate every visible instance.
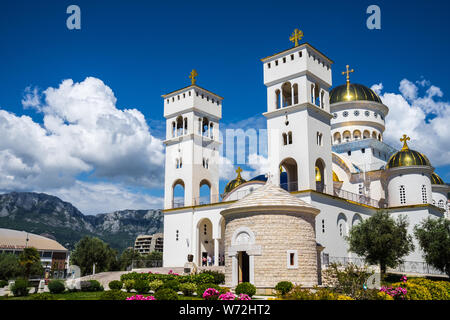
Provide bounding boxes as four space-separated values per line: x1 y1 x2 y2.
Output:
189 69 198 85
400 134 410 150
289 28 303 47
236 167 243 177
342 65 354 86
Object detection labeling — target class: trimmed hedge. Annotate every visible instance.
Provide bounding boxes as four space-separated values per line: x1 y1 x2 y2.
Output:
179 282 196 296
196 283 220 297
133 279 150 294
80 280 104 292
199 270 225 285
235 282 256 298
108 280 123 291
48 280 66 294
12 279 29 297
100 290 128 300
120 272 214 285
154 288 179 300
275 281 293 296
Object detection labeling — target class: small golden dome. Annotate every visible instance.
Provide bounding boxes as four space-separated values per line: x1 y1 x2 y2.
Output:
431 172 445 185
330 83 382 104
386 135 431 169
224 167 246 193
332 171 341 182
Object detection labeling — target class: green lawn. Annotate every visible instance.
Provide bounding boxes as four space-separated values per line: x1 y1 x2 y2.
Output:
1 291 204 300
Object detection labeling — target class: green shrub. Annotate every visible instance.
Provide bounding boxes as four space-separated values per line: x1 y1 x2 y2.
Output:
149 279 164 292
196 283 220 297
0 280 8 288
219 286 230 294
108 280 123 291
314 287 338 300
192 273 215 285
163 279 180 292
200 270 225 284
11 279 29 297
235 282 256 298
154 288 179 300
48 280 66 294
29 293 55 300
100 289 128 300
80 280 104 292
283 286 316 300
124 280 134 292
179 282 197 296
275 281 293 296
408 278 450 300
133 279 150 294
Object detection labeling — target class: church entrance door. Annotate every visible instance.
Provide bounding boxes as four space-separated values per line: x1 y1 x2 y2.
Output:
238 251 249 283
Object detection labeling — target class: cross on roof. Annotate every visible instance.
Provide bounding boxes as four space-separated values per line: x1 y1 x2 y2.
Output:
189 69 198 85
400 134 410 150
289 28 303 47
236 167 243 178
342 65 354 86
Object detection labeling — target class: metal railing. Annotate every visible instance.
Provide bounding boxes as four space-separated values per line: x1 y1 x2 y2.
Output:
171 182 382 209
323 256 447 276
132 259 163 269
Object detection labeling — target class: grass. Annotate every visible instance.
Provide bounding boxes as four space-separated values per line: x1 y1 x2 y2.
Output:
1 290 204 300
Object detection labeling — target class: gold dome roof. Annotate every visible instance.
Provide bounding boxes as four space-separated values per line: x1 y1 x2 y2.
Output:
330 83 382 104
224 167 246 193
431 172 445 185
386 135 431 169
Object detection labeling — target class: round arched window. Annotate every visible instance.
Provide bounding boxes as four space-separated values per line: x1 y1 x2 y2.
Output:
343 111 349 117
354 110 360 116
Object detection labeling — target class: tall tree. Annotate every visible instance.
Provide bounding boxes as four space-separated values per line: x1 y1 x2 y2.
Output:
347 210 414 276
70 236 118 276
414 217 450 277
0 253 23 280
19 247 43 279
118 248 142 270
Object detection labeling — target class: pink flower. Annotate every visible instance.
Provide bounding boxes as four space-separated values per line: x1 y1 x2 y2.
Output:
401 275 407 283
238 294 251 300
218 292 236 300
203 288 220 300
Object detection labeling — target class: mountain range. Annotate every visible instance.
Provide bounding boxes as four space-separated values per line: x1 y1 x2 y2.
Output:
0 192 163 252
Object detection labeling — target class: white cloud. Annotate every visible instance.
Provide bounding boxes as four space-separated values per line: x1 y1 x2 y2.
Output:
373 79 450 167
0 77 165 213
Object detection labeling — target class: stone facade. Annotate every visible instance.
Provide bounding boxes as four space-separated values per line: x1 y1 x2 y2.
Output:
224 210 318 288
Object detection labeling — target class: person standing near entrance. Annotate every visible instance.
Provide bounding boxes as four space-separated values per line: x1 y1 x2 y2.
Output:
202 256 207 266
207 255 212 266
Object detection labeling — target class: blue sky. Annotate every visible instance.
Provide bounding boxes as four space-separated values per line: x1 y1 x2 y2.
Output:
0 0 449 213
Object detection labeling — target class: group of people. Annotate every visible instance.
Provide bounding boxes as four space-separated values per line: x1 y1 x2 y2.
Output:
201 254 225 266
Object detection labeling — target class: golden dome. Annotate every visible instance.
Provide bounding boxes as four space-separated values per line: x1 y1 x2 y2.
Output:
332 171 341 182
224 167 246 193
330 83 382 104
386 135 431 169
431 172 445 185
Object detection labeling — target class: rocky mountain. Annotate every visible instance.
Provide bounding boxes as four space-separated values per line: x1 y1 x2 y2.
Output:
0 192 163 252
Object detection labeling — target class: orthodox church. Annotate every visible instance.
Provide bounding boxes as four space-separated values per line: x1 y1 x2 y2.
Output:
161 29 449 290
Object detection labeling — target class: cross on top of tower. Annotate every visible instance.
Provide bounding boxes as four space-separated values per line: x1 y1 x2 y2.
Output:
236 166 243 179
289 28 303 47
342 65 354 87
189 69 198 85
400 134 411 151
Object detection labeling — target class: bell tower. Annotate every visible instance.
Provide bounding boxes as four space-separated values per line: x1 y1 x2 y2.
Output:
262 29 334 193
163 70 222 209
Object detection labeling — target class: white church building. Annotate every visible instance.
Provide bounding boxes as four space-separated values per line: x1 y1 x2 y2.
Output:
161 30 449 288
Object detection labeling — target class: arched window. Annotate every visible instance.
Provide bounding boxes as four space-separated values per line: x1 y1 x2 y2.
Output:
209 123 214 139
399 185 406 204
293 84 299 105
320 90 325 108
275 89 281 109
353 130 361 140
438 200 444 208
172 121 176 137
288 132 293 144
176 116 184 136
363 130 370 139
343 131 351 143
281 82 292 107
421 185 427 204
202 117 209 137
184 117 188 133
333 132 341 144
337 213 347 238
282 133 287 145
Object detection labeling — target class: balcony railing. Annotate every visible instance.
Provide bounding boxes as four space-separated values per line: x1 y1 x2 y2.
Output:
171 182 382 209
323 255 447 276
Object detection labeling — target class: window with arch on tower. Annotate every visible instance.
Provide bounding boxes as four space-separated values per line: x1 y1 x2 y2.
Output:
282 133 287 146
288 132 293 144
176 230 179 241
399 185 406 204
316 132 323 146
438 200 444 209
421 185 427 204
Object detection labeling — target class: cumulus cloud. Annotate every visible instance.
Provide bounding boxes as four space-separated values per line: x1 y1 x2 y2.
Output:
373 79 450 167
0 77 165 213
